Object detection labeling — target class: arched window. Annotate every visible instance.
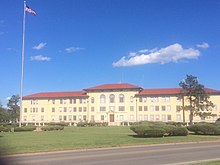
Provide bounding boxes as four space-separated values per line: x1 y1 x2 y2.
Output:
109 94 115 103
130 96 134 103
91 97 94 103
100 94 106 104
119 94 124 103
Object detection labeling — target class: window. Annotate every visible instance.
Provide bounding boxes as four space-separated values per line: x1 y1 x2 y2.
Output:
91 107 95 112
41 115 44 121
91 115 95 122
119 106 125 111
130 106 134 111
162 105 166 111
73 99 76 104
109 106 115 111
78 115 82 120
143 97 147 102
63 116 67 121
60 99 63 104
150 115 154 121
23 116 27 121
64 107 67 112
91 97 94 103
176 105 181 111
69 99 73 104
150 105 154 111
212 105 217 111
73 115 77 121
138 106 142 111
83 107 87 112
155 106 159 111
130 115 134 121
144 115 148 121
79 107 82 112
130 96 134 103
79 99 82 104
101 115 105 121
100 94 106 104
100 106 106 112
150 97 154 102
155 115 160 121
73 107 77 112
139 97 143 102
52 99 55 104
144 106 148 111
36 108 38 113
109 94 115 103
41 108 44 113
24 108 27 113
69 107 73 112
154 97 159 102
167 115 172 121
119 115 124 121
52 107 55 112
138 115 142 121
167 105 171 111
69 115 72 121
51 115 55 121
119 94 124 103
162 114 166 121
63 99 66 104
83 115 86 121
166 97 170 102
176 114 181 121
59 115 62 121
83 99 87 104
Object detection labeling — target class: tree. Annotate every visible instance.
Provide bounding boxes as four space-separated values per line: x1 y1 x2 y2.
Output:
179 75 214 125
0 106 10 122
7 95 20 123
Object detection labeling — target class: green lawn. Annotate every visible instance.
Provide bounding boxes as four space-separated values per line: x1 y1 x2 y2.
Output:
189 160 220 165
1 126 220 155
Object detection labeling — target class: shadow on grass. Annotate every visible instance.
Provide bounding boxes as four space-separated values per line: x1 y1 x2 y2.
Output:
128 135 164 138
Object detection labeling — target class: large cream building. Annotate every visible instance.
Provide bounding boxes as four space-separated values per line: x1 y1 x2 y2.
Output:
22 83 220 125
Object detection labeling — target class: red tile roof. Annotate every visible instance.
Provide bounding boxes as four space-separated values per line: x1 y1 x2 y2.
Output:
138 88 220 96
84 83 142 91
23 91 87 99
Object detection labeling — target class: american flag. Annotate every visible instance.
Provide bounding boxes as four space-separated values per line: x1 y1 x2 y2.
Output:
25 5 36 16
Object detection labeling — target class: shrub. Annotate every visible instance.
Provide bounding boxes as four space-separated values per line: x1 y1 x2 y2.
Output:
48 122 69 126
14 126 36 132
0 126 10 132
77 121 88 127
130 124 147 136
172 127 188 136
145 126 166 137
41 125 64 131
187 123 218 135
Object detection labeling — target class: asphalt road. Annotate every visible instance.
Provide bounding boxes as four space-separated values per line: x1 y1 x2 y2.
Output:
2 141 220 165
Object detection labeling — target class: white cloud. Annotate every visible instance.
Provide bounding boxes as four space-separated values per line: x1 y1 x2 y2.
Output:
197 42 209 49
113 43 200 67
30 55 51 61
33 42 47 50
64 47 84 53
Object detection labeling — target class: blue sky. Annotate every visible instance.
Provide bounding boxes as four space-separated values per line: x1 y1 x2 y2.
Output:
1 0 220 106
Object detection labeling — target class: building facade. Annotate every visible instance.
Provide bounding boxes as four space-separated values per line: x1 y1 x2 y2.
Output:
22 83 220 125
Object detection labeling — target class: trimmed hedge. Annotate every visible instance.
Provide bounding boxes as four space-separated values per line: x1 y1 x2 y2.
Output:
41 125 64 131
172 127 188 136
187 123 219 135
14 126 36 132
0 126 10 132
130 122 188 137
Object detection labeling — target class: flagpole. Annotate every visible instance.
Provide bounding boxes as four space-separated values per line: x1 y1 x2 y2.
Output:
19 1 26 127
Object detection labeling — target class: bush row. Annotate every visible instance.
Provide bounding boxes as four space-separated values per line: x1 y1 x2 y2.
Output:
41 125 64 131
77 121 108 127
130 122 188 137
187 123 220 135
